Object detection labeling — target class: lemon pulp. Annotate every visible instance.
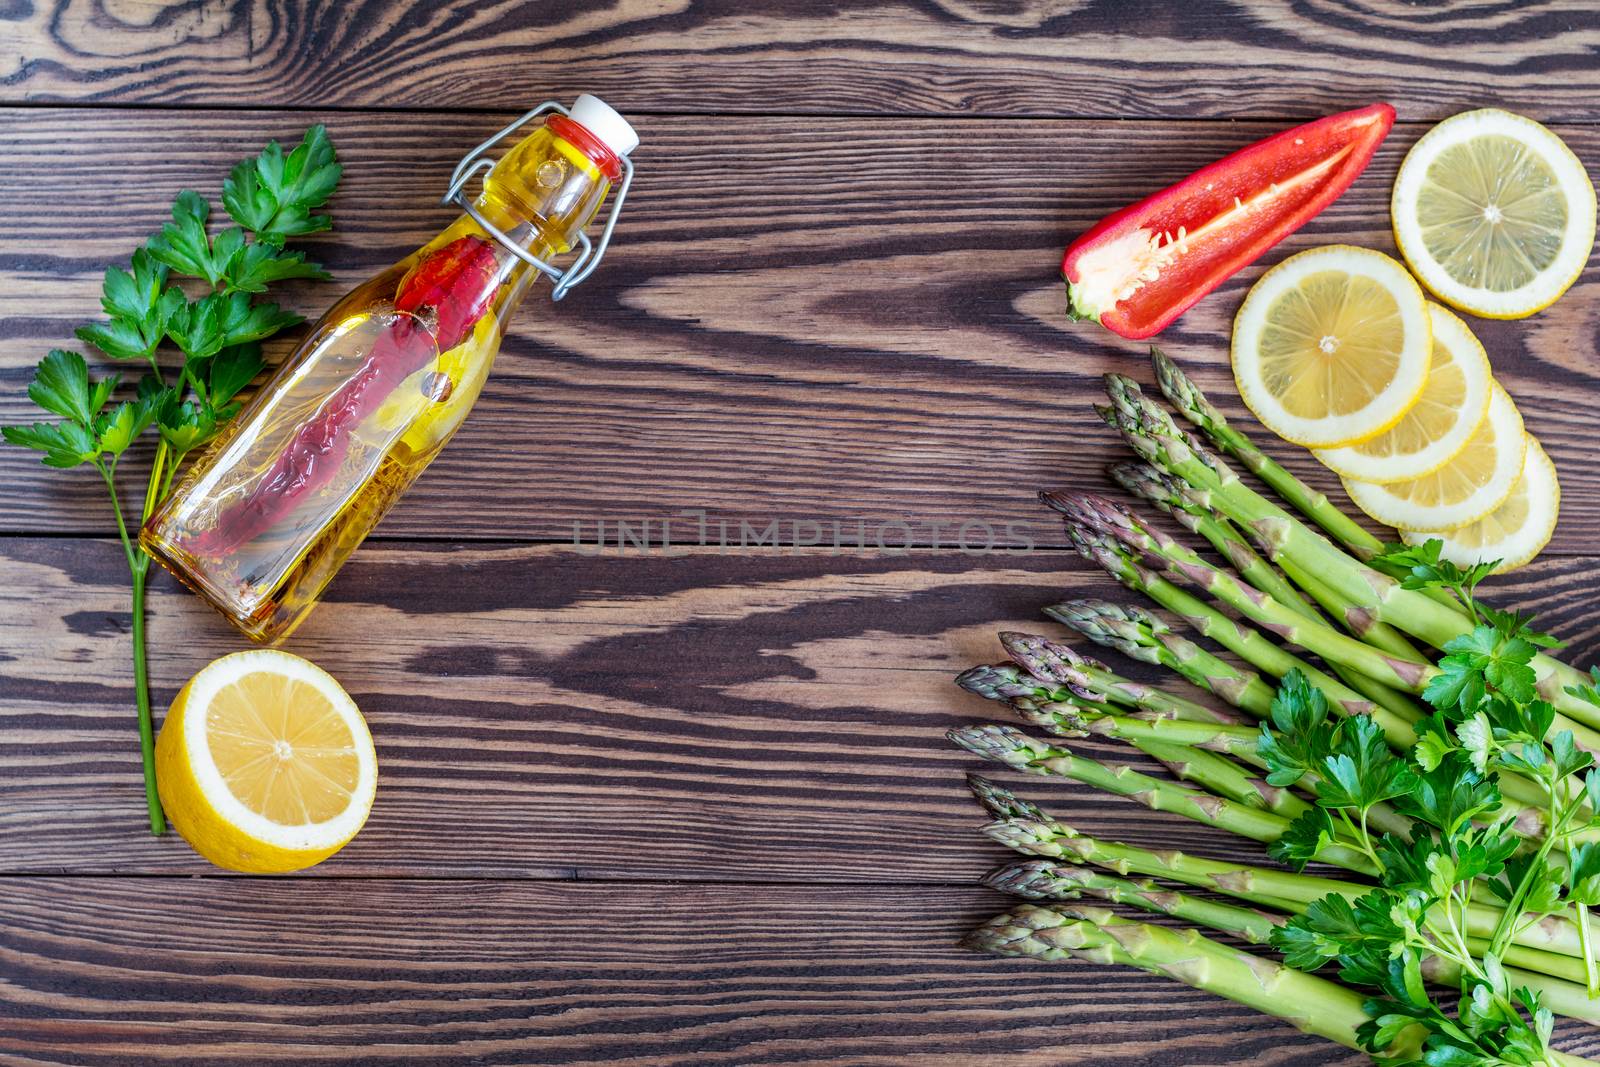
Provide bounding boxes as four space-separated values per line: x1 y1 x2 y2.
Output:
207 670 363 825
1417 134 1567 293
1314 303 1491 483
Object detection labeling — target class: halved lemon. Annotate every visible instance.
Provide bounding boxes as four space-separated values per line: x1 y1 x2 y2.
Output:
1343 383 1526 531
155 649 378 873
1314 303 1492 483
1393 108 1596 319
1232 245 1432 448
1402 436 1559 571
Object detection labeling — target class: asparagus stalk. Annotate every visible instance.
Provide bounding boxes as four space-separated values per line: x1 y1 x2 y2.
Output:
1049 543 1561 819
1055 526 1416 739
967 905 1429 1060
981 798 1592 965
993 629 1238 725
1040 600 1276 716
984 860 1600 1026
949 723 1378 873
1053 490 1436 695
984 859 1291 939
1054 707 1417 834
993 632 1292 814
958 636 1286 815
1150 347 1385 560
1112 459 1423 662
1107 370 1600 727
1061 483 1600 757
979 809 1593 966
966 645 1417 837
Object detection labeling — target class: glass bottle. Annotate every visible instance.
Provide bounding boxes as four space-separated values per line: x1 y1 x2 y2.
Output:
142 96 638 643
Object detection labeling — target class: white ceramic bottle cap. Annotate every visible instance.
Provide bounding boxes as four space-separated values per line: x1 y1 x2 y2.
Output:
567 94 639 158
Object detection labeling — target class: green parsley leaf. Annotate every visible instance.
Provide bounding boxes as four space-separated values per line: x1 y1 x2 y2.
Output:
76 317 161 362
1427 625 1540 716
2 419 99 467
25 349 97 424
207 342 264 407
223 124 342 245
1268 806 1337 871
1394 759 1502 836
166 292 301 361
99 248 171 323
1412 712 1456 773
157 398 218 454
1567 842 1600 906
1373 539 1498 599
223 241 331 294
1273 891 1380 970
93 400 155 457
1317 715 1420 812
1256 669 1336 787
147 190 227 286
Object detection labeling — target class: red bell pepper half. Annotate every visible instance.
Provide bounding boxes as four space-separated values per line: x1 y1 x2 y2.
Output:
1062 102 1396 340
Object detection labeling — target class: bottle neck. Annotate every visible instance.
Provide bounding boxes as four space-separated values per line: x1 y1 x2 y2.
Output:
394 119 618 354
480 119 615 257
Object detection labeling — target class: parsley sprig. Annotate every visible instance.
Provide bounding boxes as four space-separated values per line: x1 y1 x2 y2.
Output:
1260 544 1600 1065
2 126 341 835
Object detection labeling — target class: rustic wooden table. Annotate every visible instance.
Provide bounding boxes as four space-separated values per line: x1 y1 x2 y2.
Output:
4 2 1600 1064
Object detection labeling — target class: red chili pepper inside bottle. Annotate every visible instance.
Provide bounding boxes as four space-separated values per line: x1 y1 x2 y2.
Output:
142 96 639 643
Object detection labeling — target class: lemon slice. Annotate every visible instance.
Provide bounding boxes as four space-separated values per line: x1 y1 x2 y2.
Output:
1343 383 1526 531
1314 303 1492 483
1232 245 1432 448
1392 108 1596 318
1402 436 1558 572
156 649 378 873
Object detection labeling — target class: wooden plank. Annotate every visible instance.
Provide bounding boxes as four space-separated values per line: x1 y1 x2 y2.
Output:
2 109 1597 551
5 538 1599 877
3 1 1600 121
0 878 1405 1066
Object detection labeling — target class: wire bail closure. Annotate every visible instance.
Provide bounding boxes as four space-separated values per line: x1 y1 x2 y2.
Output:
440 101 634 301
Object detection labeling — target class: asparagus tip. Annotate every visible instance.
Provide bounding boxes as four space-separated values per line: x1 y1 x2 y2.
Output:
984 859 1088 900
948 722 1049 768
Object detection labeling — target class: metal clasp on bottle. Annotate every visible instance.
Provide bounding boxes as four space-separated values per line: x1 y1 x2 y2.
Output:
440 100 634 301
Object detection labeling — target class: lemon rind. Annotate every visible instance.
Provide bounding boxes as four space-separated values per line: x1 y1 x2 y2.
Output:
1342 383 1527 532
1402 436 1559 572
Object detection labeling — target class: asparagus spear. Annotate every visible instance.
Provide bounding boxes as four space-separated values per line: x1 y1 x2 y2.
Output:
1112 459 1423 662
970 634 1293 815
1039 600 1276 716
1051 706 1418 834
949 723 1377 872
983 861 1600 1026
980 800 1594 966
1055 526 1416 740
967 905 1429 1060
993 629 1238 725
1150 347 1384 560
984 859 1290 939
1055 531 1563 820
1053 490 1436 694
1105 370 1600 726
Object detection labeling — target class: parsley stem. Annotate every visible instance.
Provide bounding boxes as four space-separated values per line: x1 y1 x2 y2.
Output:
98 459 166 836
141 440 168 523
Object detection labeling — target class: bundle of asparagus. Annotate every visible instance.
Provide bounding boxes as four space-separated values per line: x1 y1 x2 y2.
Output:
954 349 1600 1065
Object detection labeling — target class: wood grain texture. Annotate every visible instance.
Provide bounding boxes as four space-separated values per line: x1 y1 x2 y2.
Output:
0 878 1426 1067
2 109 1598 550
4 1 1600 121
6 537 1599 878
